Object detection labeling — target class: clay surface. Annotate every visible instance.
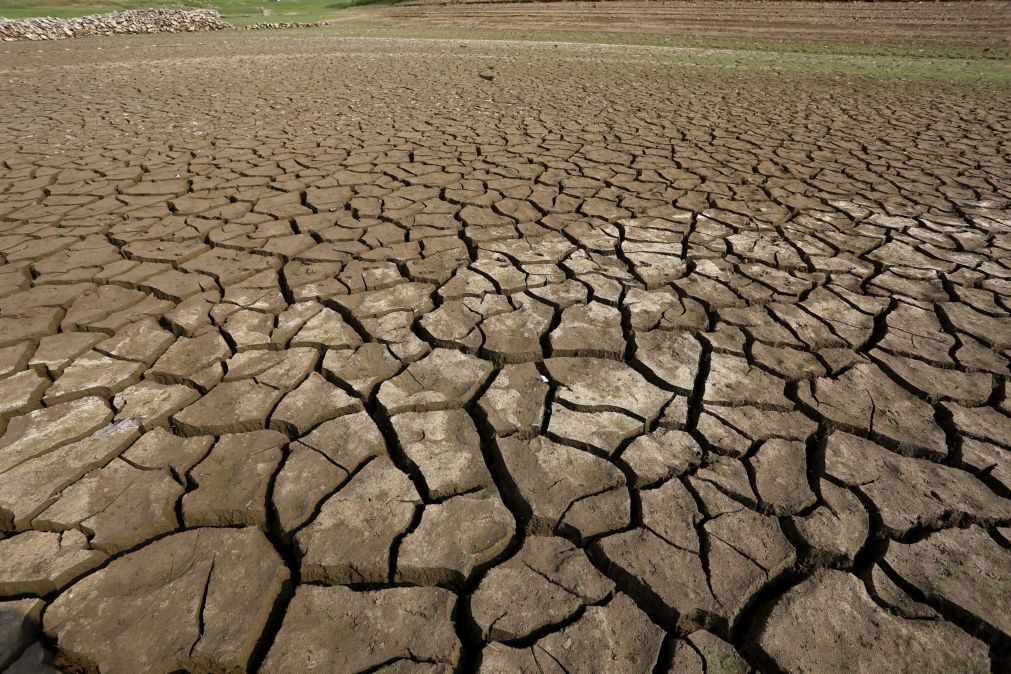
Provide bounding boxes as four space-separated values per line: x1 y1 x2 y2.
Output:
0 16 1008 673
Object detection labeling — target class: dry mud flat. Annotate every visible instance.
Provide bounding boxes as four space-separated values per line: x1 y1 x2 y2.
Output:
0 33 1010 673
356 0 1011 47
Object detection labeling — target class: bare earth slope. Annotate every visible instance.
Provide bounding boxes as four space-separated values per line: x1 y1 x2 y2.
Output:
0 25 1009 674
349 0 1011 46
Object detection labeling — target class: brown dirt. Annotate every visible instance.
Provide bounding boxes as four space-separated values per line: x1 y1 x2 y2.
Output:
347 0 1011 46
0 27 1009 674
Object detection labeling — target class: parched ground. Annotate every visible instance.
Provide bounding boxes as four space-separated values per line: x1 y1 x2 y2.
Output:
1 16 1010 674
348 0 1011 47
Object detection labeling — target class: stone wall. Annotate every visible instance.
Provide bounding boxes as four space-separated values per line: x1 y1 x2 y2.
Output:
0 9 229 41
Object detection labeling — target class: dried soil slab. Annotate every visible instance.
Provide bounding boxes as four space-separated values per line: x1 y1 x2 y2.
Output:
222 309 273 350
0 396 111 474
182 430 285 529
750 439 816 516
321 342 402 397
547 403 644 456
480 644 558 673
790 481 868 566
0 369 48 421
868 564 939 620
668 630 749 674
44 351 145 404
335 281 435 320
272 300 324 345
271 444 347 534
625 250 688 289
704 352 791 409
550 301 625 358
271 371 362 437
472 535 614 642
0 342 35 378
392 409 493 498
0 307 62 348
885 525 1010 635
172 379 284 435
754 569 989 673
181 247 280 285
0 530 105 596
480 297 553 362
378 347 493 415
289 306 362 349
150 330 230 390
364 311 433 362
113 381 199 430
750 342 824 380
693 456 756 504
871 349 992 405
44 527 288 674
498 435 629 539
598 493 795 631
145 268 219 303
702 405 817 445
33 458 181 554
119 427 213 475
943 402 1011 449
690 413 750 459
262 585 460 672
705 502 796 613
596 527 715 630
0 414 138 531
877 301 954 363
420 299 484 351
622 428 702 487
825 431 1011 537
480 594 663 674
799 363 947 457
297 457 421 584
5 643 59 674
941 301 1011 349
62 286 172 333
478 362 549 438
396 489 514 585
640 478 702 553
95 317 174 364
272 411 385 533
222 346 317 390
960 437 1011 492
624 288 706 332
545 357 670 421
0 598 43 669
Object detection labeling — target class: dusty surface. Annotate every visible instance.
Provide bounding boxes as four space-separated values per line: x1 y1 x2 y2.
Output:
345 1 1011 47
0 28 1010 674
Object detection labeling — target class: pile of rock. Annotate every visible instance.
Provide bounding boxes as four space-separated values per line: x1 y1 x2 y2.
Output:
0 9 229 41
242 21 328 30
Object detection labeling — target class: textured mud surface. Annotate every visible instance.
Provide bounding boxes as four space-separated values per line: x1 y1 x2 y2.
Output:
1 32 1010 673
355 0 1011 47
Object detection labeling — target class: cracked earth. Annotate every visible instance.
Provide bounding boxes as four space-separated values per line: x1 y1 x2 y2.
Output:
0 29 1009 674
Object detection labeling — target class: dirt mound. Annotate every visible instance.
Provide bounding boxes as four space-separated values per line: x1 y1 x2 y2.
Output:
0 9 229 41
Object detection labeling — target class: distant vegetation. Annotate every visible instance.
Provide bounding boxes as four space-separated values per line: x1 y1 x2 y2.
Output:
0 0 395 24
